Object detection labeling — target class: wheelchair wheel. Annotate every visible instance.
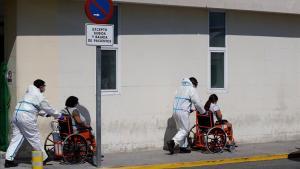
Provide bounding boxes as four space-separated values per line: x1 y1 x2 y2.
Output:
44 132 55 160
206 127 227 153
44 132 67 160
62 134 88 164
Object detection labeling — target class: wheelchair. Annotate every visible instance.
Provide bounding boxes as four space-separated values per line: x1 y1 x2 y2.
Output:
44 115 96 164
187 111 235 153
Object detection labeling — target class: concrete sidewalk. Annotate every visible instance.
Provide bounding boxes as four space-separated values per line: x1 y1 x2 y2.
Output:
1 140 299 169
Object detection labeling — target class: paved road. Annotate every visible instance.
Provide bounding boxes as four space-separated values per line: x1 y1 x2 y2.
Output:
179 158 300 169
1 140 300 169
1 158 300 169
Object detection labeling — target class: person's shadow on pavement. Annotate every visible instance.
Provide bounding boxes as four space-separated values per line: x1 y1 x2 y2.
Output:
163 116 177 151
288 148 300 162
14 140 32 164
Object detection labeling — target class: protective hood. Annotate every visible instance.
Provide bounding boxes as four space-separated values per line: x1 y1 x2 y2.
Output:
181 78 193 87
25 84 44 103
26 85 41 95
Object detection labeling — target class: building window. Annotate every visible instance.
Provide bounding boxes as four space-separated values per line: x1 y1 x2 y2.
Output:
101 50 116 90
209 12 225 47
209 12 226 90
101 6 119 94
210 52 224 88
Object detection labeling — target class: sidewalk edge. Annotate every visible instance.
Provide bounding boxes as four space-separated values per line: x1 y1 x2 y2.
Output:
101 153 288 169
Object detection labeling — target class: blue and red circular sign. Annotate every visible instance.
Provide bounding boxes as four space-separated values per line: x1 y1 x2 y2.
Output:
85 0 114 24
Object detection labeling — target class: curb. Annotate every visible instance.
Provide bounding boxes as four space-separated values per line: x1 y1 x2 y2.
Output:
101 154 288 169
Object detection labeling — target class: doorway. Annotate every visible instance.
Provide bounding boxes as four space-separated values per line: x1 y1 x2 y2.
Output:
0 0 3 63
0 0 9 151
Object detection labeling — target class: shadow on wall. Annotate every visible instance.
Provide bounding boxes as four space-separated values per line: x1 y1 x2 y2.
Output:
76 104 91 126
16 2 300 38
227 11 300 37
163 116 177 150
17 2 208 36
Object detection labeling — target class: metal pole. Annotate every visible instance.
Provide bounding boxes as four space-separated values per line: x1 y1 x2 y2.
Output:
96 46 102 167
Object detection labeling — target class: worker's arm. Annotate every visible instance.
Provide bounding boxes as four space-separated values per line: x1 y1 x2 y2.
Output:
38 100 62 119
190 88 205 114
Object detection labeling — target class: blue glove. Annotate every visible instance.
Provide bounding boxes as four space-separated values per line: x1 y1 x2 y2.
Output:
57 115 64 120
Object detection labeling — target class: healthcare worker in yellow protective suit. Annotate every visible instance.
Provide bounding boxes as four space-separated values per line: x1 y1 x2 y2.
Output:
167 77 205 154
5 79 62 168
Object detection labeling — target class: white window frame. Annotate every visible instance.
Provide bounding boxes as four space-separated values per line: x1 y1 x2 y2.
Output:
101 46 120 95
208 11 228 93
208 49 228 92
101 5 120 95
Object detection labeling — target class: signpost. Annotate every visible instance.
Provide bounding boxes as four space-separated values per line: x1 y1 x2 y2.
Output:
85 0 114 167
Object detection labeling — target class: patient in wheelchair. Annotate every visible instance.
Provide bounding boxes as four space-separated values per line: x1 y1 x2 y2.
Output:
204 94 235 146
59 96 98 162
60 96 92 133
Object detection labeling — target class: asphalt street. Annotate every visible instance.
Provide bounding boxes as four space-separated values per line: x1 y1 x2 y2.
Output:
0 140 300 169
179 158 300 169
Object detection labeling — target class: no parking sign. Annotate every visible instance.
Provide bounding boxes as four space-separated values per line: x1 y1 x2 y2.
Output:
84 1 114 167
85 0 114 24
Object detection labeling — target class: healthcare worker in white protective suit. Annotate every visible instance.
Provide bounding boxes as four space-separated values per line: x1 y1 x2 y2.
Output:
4 79 62 168
167 77 205 154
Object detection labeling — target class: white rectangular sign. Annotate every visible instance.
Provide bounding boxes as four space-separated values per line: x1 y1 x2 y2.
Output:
86 24 114 46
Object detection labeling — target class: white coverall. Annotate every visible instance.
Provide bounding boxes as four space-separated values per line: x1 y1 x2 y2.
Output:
172 78 205 148
5 85 61 161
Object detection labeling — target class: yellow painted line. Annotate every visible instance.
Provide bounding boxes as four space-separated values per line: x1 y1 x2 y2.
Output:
101 154 288 169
